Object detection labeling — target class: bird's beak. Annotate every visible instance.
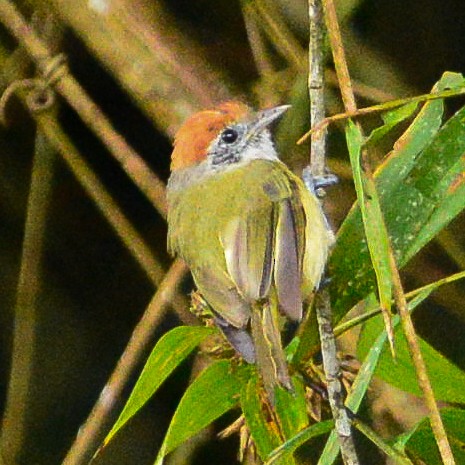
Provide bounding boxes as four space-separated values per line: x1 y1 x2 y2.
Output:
248 104 291 135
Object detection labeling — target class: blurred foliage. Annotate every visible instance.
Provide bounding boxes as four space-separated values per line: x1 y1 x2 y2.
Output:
1 1 465 465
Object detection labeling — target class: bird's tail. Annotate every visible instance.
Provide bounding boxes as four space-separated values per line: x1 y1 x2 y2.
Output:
251 301 293 403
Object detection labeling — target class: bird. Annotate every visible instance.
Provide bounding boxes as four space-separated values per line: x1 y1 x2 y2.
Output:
166 101 334 401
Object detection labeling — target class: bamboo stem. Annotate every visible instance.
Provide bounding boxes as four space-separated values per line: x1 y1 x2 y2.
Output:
0 0 168 217
0 132 56 464
314 291 359 465
308 0 327 178
27 105 194 324
322 0 455 463
307 1 359 463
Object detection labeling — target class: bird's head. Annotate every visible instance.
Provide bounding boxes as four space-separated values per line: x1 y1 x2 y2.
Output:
170 101 290 172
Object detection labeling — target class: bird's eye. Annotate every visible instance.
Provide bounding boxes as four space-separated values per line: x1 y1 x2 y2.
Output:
221 128 238 144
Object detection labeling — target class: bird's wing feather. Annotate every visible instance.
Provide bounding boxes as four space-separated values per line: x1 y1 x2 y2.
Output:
222 164 305 320
214 313 255 363
265 169 306 320
222 201 274 301
274 196 304 321
192 266 251 328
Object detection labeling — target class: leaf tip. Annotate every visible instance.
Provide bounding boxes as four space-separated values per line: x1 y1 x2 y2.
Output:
381 306 396 359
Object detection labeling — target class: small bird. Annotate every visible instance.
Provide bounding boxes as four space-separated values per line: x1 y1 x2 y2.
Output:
167 101 333 400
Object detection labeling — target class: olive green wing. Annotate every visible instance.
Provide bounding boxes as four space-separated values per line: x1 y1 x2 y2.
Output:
221 207 274 302
221 164 305 321
191 266 251 329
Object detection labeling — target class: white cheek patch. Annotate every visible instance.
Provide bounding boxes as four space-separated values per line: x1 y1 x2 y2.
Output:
240 136 279 162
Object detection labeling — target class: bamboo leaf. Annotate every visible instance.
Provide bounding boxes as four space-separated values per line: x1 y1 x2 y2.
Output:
346 119 394 351
358 307 465 404
366 101 419 145
403 408 465 464
241 374 283 462
265 420 334 465
155 360 249 464
274 376 309 440
104 326 216 446
329 72 465 325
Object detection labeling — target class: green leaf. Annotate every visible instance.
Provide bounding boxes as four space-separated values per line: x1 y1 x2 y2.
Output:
156 360 248 464
292 305 320 366
241 374 282 461
346 119 393 324
367 102 419 145
358 310 465 403
104 326 216 446
274 376 309 440
353 420 415 465
402 102 465 262
404 408 465 464
329 72 465 325
265 420 334 465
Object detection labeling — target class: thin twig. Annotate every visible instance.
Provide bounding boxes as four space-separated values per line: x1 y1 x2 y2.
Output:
307 1 358 463
315 291 359 465
298 86 465 144
0 0 168 217
63 258 189 465
33 109 164 288
0 131 55 464
322 0 455 463
31 106 194 324
308 0 327 178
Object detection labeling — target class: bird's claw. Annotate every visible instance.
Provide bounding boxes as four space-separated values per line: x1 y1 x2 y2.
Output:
302 166 338 198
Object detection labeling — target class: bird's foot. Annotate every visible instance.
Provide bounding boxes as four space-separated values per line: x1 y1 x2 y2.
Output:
302 166 338 198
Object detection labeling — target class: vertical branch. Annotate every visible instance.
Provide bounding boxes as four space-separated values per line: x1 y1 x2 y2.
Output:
308 0 326 177
0 132 56 463
0 13 60 463
314 292 358 465
322 1 455 464
307 1 359 464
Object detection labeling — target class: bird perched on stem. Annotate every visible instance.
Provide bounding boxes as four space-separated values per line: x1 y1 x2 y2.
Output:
167 101 333 401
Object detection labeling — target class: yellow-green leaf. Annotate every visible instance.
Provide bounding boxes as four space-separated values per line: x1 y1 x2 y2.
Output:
104 326 215 447
346 119 394 349
155 360 248 464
